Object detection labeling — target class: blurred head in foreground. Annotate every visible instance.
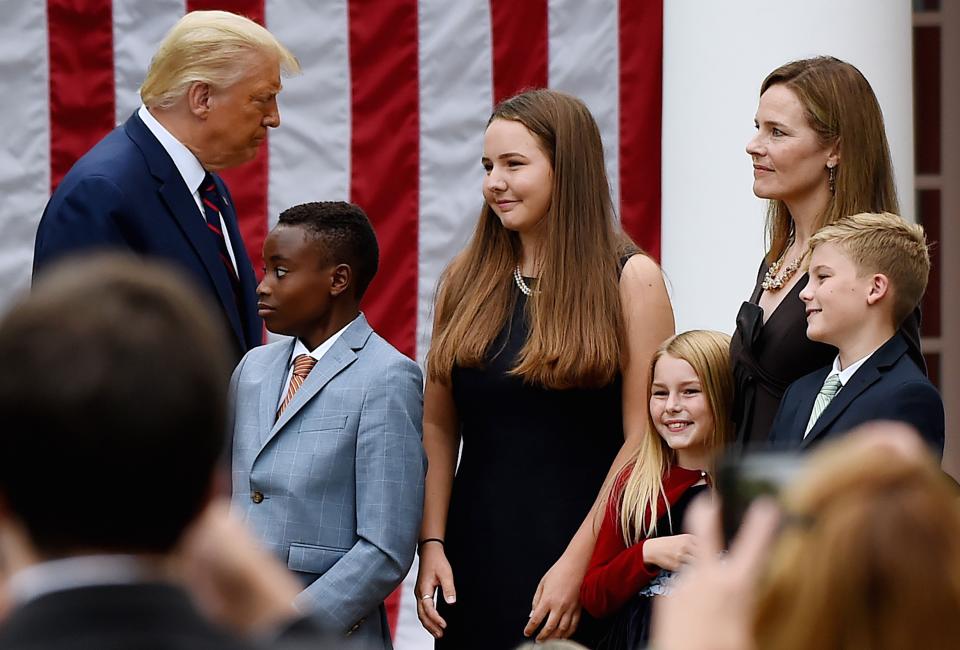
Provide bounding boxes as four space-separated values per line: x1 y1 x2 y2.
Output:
753 421 960 650
0 254 230 559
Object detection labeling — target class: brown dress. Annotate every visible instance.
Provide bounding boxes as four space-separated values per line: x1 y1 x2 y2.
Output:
729 260 925 449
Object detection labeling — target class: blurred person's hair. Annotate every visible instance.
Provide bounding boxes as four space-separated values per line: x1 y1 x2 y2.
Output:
760 56 898 265
753 426 960 649
0 254 231 556
140 9 299 109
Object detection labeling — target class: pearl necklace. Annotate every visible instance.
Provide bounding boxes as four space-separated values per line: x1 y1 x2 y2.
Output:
513 265 538 296
761 250 807 291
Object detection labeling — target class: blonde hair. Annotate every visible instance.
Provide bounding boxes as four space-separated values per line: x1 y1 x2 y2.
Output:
140 10 300 109
427 89 637 390
809 212 929 327
753 433 960 650
610 330 734 545
760 57 899 264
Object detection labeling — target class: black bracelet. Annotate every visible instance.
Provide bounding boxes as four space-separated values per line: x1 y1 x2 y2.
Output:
418 537 444 551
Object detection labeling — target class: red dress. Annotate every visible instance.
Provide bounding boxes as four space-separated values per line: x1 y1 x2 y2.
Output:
581 464 708 619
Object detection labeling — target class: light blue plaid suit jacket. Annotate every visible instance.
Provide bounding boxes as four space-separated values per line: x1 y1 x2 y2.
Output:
230 314 425 649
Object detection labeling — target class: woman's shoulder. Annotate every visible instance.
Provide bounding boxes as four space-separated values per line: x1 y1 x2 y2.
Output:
619 253 662 287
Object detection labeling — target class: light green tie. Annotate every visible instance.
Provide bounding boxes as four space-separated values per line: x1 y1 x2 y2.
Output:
804 374 843 437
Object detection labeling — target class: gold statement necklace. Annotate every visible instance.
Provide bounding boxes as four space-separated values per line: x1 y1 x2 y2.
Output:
761 249 808 291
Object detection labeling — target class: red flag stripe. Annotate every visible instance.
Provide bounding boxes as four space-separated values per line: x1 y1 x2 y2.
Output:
187 0 270 280
619 0 663 260
348 0 420 361
47 0 116 191
347 0 422 631
489 0 549 104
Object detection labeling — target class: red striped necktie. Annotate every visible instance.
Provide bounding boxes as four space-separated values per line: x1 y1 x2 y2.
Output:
199 173 242 305
278 354 318 419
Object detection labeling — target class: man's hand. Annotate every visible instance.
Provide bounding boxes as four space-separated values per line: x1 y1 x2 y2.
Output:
173 499 304 637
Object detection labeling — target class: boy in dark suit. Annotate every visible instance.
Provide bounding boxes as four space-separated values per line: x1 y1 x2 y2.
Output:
768 212 943 457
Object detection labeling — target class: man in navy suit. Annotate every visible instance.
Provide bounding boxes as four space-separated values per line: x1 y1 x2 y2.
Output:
768 212 944 457
33 10 299 360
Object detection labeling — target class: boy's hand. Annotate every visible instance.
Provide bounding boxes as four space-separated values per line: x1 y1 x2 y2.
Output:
642 533 698 572
414 543 456 638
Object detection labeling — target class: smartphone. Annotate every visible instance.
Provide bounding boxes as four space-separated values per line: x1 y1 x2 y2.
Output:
717 451 804 547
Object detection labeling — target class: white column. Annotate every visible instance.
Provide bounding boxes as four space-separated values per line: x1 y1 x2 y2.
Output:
660 0 914 333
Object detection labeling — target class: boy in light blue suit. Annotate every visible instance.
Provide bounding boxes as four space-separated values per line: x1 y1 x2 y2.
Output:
230 201 425 649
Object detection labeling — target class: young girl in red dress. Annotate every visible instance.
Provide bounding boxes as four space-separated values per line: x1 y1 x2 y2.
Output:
581 330 735 649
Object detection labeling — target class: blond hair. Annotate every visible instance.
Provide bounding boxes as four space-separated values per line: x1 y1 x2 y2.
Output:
608 330 734 545
140 10 300 109
427 89 636 389
753 433 960 650
809 212 929 327
760 57 899 264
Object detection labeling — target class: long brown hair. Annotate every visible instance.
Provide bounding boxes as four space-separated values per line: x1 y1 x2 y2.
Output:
427 89 636 389
760 56 899 264
612 331 734 544
753 433 960 649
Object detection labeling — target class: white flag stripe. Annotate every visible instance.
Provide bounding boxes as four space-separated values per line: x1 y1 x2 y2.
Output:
113 0 185 126
0 0 48 304
415 0 493 362
266 0 352 227
548 0 621 211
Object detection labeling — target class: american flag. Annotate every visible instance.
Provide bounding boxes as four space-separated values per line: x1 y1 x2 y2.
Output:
0 1 662 646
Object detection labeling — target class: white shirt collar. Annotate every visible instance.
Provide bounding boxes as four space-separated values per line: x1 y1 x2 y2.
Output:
830 347 879 386
289 316 358 364
6 555 156 606
138 104 206 195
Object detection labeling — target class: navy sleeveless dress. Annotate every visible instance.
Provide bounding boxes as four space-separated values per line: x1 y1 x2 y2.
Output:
437 279 624 649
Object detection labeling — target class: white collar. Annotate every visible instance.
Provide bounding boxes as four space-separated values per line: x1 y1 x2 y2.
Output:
7 555 157 605
830 347 879 386
138 104 206 195
289 316 359 365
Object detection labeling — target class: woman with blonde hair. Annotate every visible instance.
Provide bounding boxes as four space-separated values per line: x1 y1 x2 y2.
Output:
753 430 960 649
581 330 735 648
731 56 923 447
413 89 674 648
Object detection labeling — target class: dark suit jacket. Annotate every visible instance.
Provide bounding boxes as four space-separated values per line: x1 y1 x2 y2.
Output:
0 583 257 650
33 111 261 360
768 333 944 458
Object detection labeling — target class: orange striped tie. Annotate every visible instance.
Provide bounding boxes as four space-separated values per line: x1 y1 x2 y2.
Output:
277 354 317 419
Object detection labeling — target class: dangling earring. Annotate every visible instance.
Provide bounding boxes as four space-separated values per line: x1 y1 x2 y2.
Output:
828 165 836 194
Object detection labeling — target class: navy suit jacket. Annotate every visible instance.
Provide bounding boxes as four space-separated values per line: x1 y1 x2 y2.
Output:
33 112 262 359
768 333 944 458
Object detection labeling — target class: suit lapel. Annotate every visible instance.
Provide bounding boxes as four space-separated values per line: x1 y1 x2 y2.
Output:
257 339 296 447
256 315 374 456
801 335 907 448
124 113 246 350
215 177 261 349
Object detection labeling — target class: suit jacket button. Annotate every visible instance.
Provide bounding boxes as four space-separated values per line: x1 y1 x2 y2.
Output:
251 491 264 504
347 618 365 635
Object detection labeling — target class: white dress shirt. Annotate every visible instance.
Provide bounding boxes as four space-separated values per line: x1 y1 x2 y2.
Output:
276 316 359 410
6 555 156 606
137 105 238 272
